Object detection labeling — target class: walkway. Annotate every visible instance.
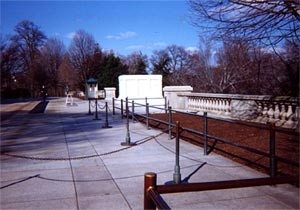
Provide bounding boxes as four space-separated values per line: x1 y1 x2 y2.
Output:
1 98 299 209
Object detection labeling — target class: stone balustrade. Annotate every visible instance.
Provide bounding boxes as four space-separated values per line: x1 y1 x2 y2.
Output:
178 93 299 129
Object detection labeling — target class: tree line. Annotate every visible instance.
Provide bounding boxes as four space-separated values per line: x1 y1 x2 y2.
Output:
1 11 299 98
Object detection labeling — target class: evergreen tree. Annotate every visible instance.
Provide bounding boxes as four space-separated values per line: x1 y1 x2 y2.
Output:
97 53 128 96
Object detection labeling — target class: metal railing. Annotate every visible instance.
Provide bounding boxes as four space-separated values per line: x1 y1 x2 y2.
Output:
112 97 299 178
144 172 298 210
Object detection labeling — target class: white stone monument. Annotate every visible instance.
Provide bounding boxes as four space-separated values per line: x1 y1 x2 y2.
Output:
104 87 116 101
118 75 164 105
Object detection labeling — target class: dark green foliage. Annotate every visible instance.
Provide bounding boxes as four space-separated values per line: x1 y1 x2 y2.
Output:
134 58 148 74
97 53 128 96
151 50 172 86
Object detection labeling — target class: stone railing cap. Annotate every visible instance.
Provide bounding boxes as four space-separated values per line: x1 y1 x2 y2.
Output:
163 86 193 92
178 92 299 103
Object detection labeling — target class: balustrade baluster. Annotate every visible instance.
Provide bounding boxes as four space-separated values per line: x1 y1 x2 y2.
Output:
203 99 207 111
274 103 281 126
283 105 296 128
199 98 203 110
217 99 222 114
274 103 280 123
193 98 197 110
211 99 215 112
208 99 212 111
256 102 263 122
224 100 230 115
219 100 225 114
267 104 274 122
213 99 217 112
286 105 293 120
196 98 200 110
262 103 268 122
279 104 287 126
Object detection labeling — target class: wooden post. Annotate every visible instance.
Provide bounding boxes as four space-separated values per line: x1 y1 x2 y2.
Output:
144 173 157 210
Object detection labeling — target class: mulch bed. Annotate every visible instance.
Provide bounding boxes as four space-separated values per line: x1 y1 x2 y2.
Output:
139 112 299 178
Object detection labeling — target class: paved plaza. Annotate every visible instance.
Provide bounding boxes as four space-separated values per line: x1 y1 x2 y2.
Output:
1 98 299 209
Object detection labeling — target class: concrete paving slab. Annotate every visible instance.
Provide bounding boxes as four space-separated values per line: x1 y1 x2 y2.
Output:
1 198 76 210
1 98 298 210
1 169 74 203
78 194 130 210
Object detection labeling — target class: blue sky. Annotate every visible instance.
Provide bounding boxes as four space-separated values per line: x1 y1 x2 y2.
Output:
1 0 200 57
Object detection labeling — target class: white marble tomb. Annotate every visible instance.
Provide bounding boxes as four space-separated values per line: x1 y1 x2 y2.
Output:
118 75 163 99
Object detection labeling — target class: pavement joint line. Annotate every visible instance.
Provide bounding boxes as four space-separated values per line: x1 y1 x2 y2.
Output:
71 109 134 210
60 109 80 210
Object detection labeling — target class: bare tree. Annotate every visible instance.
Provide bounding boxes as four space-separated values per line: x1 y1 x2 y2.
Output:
10 20 47 96
123 52 148 74
190 39 217 92
39 38 66 96
189 0 299 47
68 30 97 90
1 36 20 90
58 53 77 95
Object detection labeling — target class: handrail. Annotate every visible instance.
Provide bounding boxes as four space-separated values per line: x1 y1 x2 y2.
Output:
148 188 171 210
144 172 298 210
157 176 298 194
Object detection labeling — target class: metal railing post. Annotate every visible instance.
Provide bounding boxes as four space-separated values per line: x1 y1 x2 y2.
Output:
121 98 134 146
164 96 167 114
121 99 124 119
269 122 276 177
144 173 157 210
112 97 115 115
102 101 112 128
146 103 150 130
125 97 128 118
168 106 172 140
173 121 181 184
88 98 92 115
132 100 135 123
94 99 100 120
203 112 208 155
